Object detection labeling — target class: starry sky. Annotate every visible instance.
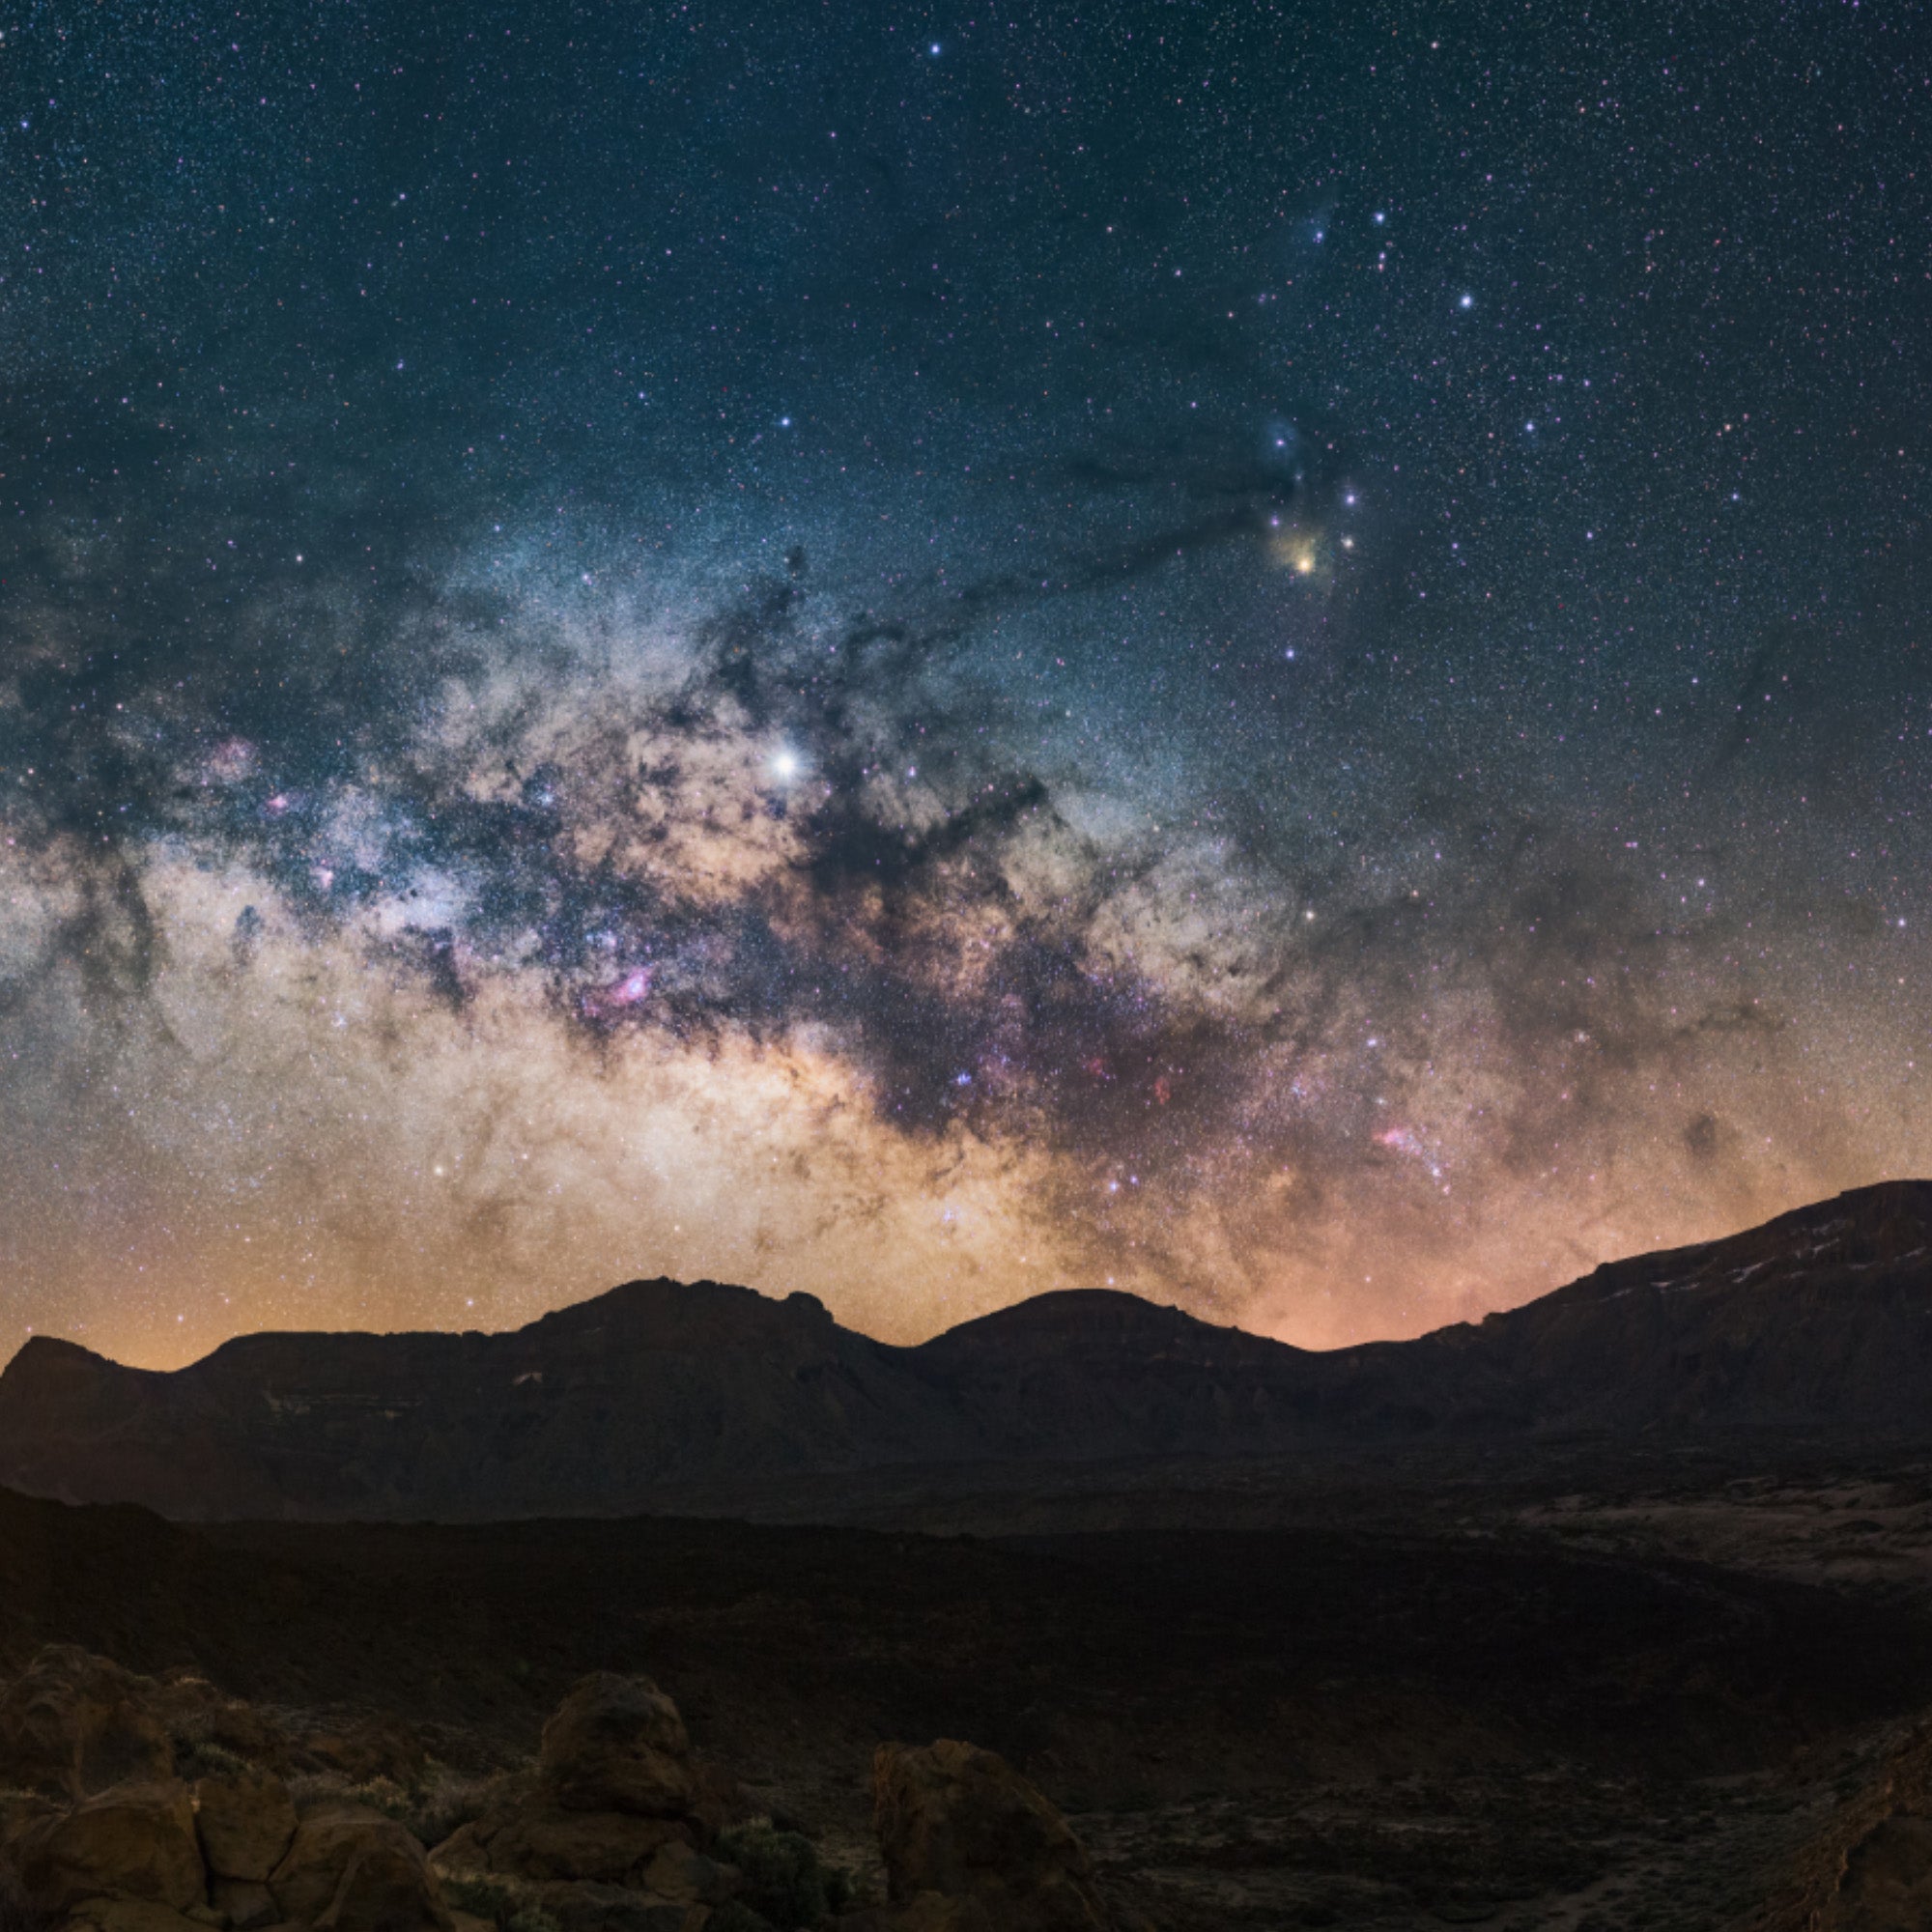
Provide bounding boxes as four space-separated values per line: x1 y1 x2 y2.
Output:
2 1 1928 1368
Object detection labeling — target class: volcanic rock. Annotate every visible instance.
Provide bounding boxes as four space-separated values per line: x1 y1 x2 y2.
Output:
871 1740 1108 1932
193 1766 297 1882
633 1839 735 1906
11 1780 205 1917
539 1675 694 1820
0 1648 175 1800
269 1802 450 1932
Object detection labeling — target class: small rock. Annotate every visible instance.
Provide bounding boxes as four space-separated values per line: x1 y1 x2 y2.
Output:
196 1768 298 1882
270 1802 450 1932
539 1677 693 1822
639 1840 735 1906
13 1779 206 1918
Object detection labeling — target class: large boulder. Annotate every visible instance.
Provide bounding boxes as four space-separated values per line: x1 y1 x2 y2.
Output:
11 1780 205 1918
871 1742 1108 1932
0 1648 174 1800
269 1802 451 1932
430 1677 724 1894
194 1766 298 1882
538 1677 693 1820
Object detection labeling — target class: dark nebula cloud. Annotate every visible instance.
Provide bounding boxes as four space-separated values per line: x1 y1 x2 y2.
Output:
0 0 1927 1363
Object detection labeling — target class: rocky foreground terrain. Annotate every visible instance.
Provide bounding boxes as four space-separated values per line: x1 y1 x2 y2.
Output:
0 1640 1136 1932
6 1181 1932 1522
1 1470 1932 1927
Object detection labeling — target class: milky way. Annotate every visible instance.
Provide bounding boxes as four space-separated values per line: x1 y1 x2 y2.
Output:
2 3 1928 1365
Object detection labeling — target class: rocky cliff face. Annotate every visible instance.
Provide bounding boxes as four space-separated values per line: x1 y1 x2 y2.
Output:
3 1181 1931 1520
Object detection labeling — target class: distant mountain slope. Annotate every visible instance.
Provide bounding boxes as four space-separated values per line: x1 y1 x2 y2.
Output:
2 1181 1930 1520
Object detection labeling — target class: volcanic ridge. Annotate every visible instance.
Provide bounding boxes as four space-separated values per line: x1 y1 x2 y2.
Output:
3 1181 1930 1521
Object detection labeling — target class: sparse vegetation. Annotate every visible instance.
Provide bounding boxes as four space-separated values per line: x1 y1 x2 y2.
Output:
285 1770 352 1811
173 1735 248 1779
503 1909 562 1932
323 1767 495 1847
715 1820 853 1928
703 1906 776 1932
440 1872 559 1932
165 1701 253 1780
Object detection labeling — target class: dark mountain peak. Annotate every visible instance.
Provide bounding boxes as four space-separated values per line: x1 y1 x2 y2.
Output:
920 1288 1197 1341
6 1334 121 1374
0 1336 155 1444
521 1276 843 1357
911 1288 1285 1369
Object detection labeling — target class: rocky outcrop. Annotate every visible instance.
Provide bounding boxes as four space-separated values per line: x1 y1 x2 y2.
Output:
269 1803 450 1932
867 1740 1109 1932
0 1645 1163 1932
538 1675 694 1820
0 1648 177 1800
10 1780 206 1918
0 1652 451 1932
429 1671 735 1918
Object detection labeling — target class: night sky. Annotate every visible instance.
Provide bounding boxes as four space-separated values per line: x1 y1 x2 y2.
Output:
3 3 1928 1367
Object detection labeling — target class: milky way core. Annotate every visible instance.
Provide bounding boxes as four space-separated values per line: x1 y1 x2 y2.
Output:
3 4 1928 1365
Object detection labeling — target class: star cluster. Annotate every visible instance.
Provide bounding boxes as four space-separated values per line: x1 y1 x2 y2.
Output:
1 1 1928 1364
